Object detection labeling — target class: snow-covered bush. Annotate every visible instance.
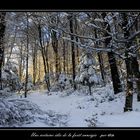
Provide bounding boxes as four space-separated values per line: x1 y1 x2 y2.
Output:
22 74 34 91
50 73 72 92
75 52 100 95
0 98 68 127
85 113 98 127
0 88 12 98
27 75 34 90
42 110 68 127
0 99 37 127
2 62 21 92
58 73 71 91
89 85 115 105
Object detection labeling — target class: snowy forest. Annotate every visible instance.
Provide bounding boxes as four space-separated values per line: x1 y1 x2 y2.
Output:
0 11 140 127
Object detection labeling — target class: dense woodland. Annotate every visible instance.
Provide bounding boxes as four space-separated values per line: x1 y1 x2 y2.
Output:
1 12 140 124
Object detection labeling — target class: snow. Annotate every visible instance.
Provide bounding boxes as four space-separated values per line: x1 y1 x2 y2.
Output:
89 75 98 83
94 18 104 23
1 85 140 127
99 112 140 127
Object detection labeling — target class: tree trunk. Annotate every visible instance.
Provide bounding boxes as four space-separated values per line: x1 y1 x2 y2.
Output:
94 29 106 85
38 24 50 91
66 41 69 75
38 52 41 82
25 14 29 98
51 30 59 81
74 17 79 65
102 13 122 94
132 18 140 101
121 13 134 112
68 13 76 90
98 52 106 85
108 52 122 94
32 43 37 85
44 44 50 90
19 44 23 82
0 12 6 90
88 83 92 95
131 57 140 101
62 40 66 73
124 56 133 112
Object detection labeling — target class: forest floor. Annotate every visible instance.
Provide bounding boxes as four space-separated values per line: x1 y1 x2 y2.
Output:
7 84 140 127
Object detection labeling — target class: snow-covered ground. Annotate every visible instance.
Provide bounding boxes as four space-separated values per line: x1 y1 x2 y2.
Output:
2 85 140 127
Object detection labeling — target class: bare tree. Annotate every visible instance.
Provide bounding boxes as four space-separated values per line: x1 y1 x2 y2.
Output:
67 13 77 90
0 12 6 90
38 23 50 91
24 13 29 98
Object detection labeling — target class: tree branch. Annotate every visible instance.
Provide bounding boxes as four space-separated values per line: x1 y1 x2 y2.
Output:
62 37 112 52
127 13 140 32
55 28 112 43
113 30 140 43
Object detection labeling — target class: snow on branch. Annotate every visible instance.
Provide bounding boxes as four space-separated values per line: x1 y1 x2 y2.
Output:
59 28 112 43
113 30 140 43
59 26 140 45
84 21 112 35
128 30 140 41
52 22 140 45
127 13 140 31
62 37 129 60
62 37 112 53
94 18 105 23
